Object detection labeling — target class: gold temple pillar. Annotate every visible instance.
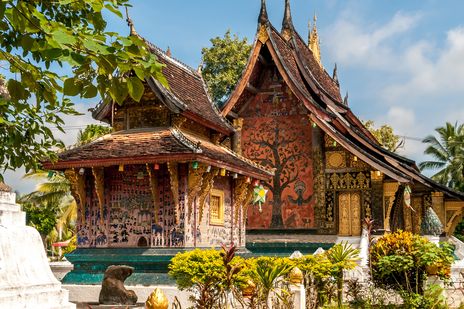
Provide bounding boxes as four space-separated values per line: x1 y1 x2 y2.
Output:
431 192 445 226
411 196 423 234
232 118 244 155
383 182 399 231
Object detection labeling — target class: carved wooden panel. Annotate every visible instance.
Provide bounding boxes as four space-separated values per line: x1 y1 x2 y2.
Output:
324 134 337 148
326 172 371 190
339 193 350 236
338 192 361 236
326 151 346 169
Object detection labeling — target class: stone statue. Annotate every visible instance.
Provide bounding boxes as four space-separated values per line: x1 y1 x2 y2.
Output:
99 265 138 305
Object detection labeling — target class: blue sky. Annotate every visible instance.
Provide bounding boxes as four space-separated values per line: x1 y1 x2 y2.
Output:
6 0 464 193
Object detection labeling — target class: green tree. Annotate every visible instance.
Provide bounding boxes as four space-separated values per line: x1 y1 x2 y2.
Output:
0 0 165 180
77 124 112 145
363 120 401 152
419 122 464 192
21 200 58 246
201 30 251 107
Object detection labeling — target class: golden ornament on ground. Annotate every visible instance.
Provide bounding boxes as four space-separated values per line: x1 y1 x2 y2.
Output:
145 288 169 309
241 279 256 298
289 266 304 284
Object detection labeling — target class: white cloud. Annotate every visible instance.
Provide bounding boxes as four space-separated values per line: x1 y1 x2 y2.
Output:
385 26 464 104
325 8 464 168
325 12 421 69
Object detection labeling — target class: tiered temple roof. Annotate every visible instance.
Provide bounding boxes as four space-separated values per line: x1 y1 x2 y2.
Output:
93 39 233 135
44 127 272 180
221 0 464 200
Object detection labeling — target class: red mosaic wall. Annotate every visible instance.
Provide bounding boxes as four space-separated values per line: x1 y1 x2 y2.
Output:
76 164 186 248
240 80 314 229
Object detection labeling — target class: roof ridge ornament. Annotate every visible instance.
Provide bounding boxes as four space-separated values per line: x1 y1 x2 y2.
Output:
332 63 339 84
166 46 172 57
343 92 349 106
125 7 137 36
309 13 322 66
258 0 269 28
281 0 294 41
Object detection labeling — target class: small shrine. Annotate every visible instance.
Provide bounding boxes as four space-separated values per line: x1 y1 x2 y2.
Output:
0 183 75 308
43 19 272 284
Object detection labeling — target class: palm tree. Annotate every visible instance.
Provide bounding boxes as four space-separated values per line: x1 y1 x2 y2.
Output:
327 242 360 308
251 257 293 308
20 171 77 247
419 122 464 192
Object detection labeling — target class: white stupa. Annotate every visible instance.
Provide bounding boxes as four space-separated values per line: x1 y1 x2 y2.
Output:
0 182 75 308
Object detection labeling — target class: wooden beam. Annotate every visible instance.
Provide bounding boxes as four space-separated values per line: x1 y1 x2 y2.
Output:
246 83 259 94
258 54 270 66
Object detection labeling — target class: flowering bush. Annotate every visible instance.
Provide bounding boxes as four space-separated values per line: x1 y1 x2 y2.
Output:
370 231 453 308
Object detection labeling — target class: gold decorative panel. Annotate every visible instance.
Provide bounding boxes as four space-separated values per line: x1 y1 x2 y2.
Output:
326 172 371 190
210 189 224 225
326 151 346 169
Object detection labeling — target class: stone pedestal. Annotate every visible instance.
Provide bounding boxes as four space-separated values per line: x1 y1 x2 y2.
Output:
289 284 305 309
0 185 75 308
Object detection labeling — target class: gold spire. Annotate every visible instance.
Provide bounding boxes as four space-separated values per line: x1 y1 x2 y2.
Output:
308 20 311 47
309 13 322 66
125 7 137 36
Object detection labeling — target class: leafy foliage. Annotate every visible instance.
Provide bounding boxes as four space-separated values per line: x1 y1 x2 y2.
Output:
327 242 360 308
419 122 464 192
297 252 339 308
0 0 164 178
169 248 224 308
21 201 57 240
168 246 247 309
370 231 453 307
76 124 112 146
247 256 294 307
201 30 251 106
363 120 401 152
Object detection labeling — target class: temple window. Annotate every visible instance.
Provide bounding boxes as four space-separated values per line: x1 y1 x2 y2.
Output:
209 189 225 225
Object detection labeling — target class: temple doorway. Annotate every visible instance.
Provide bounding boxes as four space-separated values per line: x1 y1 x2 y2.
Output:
338 192 361 236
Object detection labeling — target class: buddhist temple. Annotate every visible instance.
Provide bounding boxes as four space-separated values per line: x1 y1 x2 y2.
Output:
221 0 464 244
43 15 272 284
42 0 464 284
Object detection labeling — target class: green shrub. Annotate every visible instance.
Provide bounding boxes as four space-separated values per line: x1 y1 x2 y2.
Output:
370 231 453 308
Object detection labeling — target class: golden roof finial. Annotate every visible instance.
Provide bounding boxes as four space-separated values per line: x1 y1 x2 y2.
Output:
197 61 203 74
308 20 311 46
166 46 172 57
309 12 322 66
125 7 137 36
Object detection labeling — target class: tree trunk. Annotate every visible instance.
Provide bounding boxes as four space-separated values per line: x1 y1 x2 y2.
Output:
270 192 284 228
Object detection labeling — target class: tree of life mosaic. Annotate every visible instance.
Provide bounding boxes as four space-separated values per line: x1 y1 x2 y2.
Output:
242 116 314 229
